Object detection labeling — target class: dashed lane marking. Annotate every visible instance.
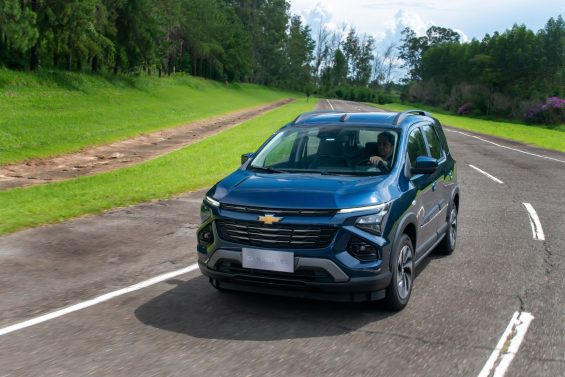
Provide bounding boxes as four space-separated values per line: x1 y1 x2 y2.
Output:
478 311 534 377
326 99 335 110
469 164 504 184
523 203 545 241
446 129 565 164
0 263 200 337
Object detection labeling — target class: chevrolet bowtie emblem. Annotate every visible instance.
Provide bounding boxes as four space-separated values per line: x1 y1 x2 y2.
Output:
258 214 282 225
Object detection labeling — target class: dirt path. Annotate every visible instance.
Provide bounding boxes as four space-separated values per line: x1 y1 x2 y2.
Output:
0 98 294 190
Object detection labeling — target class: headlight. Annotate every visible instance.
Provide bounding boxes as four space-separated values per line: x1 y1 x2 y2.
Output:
354 202 391 235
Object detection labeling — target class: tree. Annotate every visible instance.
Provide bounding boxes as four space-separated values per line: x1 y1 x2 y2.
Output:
342 27 360 81
0 0 38 68
283 15 314 90
398 25 460 81
354 34 374 85
372 43 398 88
331 48 347 86
313 22 330 84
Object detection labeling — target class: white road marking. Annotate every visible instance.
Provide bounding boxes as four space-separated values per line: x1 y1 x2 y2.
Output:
446 129 565 164
478 311 534 377
326 99 335 110
0 263 200 337
523 203 545 241
469 164 504 184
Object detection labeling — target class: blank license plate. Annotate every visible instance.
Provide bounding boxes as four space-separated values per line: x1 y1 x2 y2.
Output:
242 248 294 273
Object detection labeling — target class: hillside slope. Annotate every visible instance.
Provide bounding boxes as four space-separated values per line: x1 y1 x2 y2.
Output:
0 69 295 164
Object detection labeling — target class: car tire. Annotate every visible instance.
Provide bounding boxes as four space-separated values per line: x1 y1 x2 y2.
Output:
435 205 457 255
384 234 414 311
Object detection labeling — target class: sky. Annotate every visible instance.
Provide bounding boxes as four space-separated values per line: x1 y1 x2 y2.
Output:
290 0 564 51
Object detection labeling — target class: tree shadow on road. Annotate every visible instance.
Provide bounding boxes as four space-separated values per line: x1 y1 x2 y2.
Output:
135 275 396 341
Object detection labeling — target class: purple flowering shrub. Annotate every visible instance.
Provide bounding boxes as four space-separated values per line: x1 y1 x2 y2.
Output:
525 97 565 125
457 103 473 116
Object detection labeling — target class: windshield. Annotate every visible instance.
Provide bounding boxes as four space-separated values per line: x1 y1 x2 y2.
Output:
250 125 399 175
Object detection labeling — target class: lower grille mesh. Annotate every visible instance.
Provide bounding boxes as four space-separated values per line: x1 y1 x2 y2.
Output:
216 261 335 283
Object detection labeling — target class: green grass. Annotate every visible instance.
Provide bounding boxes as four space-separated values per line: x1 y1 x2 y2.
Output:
0 68 295 165
371 103 565 152
0 99 315 235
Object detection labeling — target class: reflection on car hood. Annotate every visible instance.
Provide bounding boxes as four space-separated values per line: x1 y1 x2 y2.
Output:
209 170 397 209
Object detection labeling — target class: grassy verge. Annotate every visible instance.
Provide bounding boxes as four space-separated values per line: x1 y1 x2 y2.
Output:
0 99 315 235
371 103 565 152
0 68 296 164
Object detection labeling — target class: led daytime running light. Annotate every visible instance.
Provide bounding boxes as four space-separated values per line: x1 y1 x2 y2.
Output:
338 202 389 214
205 196 220 207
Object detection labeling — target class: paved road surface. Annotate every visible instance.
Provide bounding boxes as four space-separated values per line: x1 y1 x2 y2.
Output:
1 100 563 376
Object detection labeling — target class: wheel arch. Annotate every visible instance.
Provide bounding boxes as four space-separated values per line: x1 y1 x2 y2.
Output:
390 213 418 269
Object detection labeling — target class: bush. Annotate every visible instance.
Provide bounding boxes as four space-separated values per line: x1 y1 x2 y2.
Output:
524 97 565 125
457 103 473 116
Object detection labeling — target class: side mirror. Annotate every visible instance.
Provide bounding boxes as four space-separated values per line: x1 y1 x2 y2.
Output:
241 152 254 165
411 156 438 175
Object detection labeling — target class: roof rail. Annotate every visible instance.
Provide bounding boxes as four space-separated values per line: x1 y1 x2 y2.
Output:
392 109 432 126
292 110 342 124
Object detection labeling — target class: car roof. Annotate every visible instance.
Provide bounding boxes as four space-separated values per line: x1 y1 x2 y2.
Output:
289 110 435 129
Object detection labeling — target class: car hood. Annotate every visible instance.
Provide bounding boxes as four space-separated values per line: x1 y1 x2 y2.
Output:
208 170 397 209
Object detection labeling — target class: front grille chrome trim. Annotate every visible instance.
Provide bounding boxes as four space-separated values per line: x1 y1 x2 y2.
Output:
221 204 337 217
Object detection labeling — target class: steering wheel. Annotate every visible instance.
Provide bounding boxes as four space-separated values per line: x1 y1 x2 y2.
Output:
355 158 391 172
355 157 372 166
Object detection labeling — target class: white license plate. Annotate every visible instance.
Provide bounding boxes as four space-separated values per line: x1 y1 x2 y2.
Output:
242 248 294 273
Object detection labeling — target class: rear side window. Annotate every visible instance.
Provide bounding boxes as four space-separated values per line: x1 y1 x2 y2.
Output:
407 128 428 166
422 125 443 160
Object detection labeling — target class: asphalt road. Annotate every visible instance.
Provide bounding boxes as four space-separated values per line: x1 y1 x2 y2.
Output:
1 99 563 376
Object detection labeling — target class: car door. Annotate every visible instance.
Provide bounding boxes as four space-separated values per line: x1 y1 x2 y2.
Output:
432 123 456 236
421 124 449 239
406 126 438 257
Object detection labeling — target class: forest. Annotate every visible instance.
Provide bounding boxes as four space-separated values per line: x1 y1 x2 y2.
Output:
0 0 563 123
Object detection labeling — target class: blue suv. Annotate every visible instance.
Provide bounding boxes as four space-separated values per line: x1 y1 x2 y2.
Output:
197 110 459 310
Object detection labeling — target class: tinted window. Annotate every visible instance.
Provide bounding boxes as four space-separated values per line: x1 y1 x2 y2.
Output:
407 128 428 166
434 123 450 154
422 125 442 160
264 132 297 166
251 126 399 175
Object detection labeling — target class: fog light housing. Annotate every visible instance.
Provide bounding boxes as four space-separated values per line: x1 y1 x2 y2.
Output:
347 236 379 261
198 225 214 247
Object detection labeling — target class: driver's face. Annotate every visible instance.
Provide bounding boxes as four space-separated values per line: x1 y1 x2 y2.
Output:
377 137 392 158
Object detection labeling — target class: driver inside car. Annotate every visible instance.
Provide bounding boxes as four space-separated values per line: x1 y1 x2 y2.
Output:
368 131 395 170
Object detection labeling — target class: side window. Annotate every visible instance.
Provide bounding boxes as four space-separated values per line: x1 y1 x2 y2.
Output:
422 125 443 160
307 133 320 156
434 124 450 154
407 128 428 166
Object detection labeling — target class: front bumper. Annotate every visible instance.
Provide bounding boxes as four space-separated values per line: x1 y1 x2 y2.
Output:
198 249 392 302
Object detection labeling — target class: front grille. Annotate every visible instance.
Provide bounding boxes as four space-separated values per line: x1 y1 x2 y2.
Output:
216 220 336 249
216 261 334 284
221 203 337 217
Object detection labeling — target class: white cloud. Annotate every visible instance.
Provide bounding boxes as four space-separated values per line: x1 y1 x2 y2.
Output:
290 0 562 43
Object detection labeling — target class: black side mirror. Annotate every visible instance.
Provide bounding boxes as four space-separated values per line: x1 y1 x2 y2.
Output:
241 152 254 165
411 156 438 175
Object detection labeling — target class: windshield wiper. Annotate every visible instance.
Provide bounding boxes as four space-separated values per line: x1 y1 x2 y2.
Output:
250 166 289 174
319 171 366 176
